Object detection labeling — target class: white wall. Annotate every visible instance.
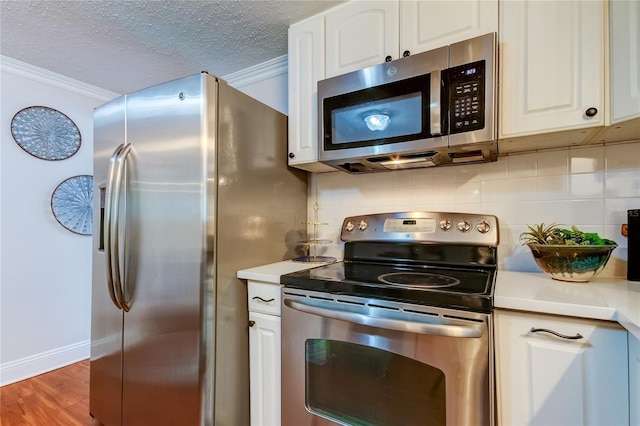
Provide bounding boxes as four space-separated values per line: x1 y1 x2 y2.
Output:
223 55 288 115
310 142 640 278
0 56 118 385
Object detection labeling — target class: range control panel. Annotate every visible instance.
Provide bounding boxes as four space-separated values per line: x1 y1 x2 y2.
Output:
340 211 499 246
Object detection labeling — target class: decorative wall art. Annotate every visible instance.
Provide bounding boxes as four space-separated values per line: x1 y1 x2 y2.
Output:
11 106 81 160
51 175 93 235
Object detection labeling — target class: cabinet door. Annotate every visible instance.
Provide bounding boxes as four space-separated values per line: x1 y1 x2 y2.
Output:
249 312 281 426
400 0 497 55
631 333 640 426
495 310 629 426
610 0 640 123
325 1 399 78
500 0 605 138
288 16 333 172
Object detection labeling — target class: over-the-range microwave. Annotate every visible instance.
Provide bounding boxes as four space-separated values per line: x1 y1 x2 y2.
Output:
318 33 497 173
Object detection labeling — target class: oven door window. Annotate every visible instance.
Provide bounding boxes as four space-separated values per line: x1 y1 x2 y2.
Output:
305 339 446 426
323 75 432 150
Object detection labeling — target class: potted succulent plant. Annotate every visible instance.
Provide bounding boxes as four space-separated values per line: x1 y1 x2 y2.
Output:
520 223 617 282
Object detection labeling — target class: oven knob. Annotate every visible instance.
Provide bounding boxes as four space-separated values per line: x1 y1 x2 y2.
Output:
457 220 471 232
439 219 452 231
358 220 368 231
345 221 355 232
476 220 491 234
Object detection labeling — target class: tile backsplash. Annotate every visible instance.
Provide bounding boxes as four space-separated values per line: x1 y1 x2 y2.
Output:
309 141 640 277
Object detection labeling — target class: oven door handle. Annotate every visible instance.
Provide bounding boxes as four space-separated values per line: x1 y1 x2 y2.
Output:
283 299 483 338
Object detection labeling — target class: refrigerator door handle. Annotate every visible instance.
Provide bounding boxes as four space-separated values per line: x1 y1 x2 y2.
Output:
111 143 133 312
105 144 124 310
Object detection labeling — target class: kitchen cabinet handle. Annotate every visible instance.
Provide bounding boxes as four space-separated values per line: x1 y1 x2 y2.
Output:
385 55 392 62
288 152 295 159
284 298 482 338
530 327 584 340
248 320 256 328
252 296 275 303
585 107 598 117
403 50 410 57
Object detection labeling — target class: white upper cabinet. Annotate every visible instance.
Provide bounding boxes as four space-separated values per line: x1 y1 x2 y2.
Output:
288 15 334 173
325 1 399 78
400 1 498 55
609 0 640 124
325 0 497 78
499 0 605 139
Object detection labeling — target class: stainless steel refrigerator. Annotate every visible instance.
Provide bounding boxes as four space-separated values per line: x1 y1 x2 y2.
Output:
90 73 307 425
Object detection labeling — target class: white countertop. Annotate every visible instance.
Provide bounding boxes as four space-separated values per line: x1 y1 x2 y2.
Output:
496 271 640 340
237 262 640 340
237 260 326 284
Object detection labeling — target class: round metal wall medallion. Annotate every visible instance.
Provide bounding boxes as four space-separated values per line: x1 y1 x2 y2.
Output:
51 175 93 235
11 106 81 160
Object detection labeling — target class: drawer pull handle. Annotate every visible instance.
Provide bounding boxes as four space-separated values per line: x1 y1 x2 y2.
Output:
252 296 275 303
530 327 583 340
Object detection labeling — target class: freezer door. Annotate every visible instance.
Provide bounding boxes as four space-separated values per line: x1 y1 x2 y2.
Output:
90 95 126 425
121 74 206 425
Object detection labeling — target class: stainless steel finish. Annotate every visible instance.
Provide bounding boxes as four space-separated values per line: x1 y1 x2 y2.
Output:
340 211 499 246
317 33 497 173
318 45 448 166
90 73 307 425
105 144 124 310
283 298 483 338
281 289 494 426
430 69 442 135
111 143 132 312
530 327 584 340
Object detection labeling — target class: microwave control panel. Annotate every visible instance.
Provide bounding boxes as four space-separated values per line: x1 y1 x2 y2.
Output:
447 60 485 134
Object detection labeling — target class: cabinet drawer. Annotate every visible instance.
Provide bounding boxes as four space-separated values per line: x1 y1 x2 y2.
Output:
248 281 282 316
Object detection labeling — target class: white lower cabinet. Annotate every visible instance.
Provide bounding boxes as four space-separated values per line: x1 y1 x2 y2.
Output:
495 309 629 426
630 333 640 426
247 281 282 426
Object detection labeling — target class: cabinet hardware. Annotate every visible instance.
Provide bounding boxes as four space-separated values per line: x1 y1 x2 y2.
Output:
403 50 411 57
252 296 275 303
530 327 583 340
385 55 392 62
585 107 598 117
288 152 295 159
248 320 256 328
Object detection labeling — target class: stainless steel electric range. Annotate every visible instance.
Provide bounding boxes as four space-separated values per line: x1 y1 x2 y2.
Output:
280 211 499 426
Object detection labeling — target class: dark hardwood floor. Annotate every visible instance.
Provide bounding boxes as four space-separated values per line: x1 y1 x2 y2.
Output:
0 360 99 426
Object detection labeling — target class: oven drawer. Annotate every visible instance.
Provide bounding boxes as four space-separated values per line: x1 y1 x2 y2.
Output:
248 280 281 315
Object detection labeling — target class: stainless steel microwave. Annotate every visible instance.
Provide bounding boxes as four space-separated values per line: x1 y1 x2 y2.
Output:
318 33 497 173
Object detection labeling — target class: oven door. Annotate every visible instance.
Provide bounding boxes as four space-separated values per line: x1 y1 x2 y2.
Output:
281 289 494 426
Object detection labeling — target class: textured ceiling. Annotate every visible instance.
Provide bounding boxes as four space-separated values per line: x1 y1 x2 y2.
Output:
0 0 344 94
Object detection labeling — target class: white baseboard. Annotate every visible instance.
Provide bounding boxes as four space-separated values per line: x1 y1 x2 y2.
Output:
0 340 90 386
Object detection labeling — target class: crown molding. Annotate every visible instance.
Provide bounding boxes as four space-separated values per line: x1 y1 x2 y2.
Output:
222 54 287 88
0 56 120 102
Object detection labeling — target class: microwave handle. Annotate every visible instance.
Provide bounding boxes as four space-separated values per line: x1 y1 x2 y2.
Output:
430 70 442 136
283 298 482 338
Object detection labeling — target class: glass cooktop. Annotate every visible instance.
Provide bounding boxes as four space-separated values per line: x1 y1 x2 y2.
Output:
281 261 496 313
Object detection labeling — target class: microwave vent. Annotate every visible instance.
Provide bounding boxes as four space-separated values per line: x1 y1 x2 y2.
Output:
449 150 486 163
